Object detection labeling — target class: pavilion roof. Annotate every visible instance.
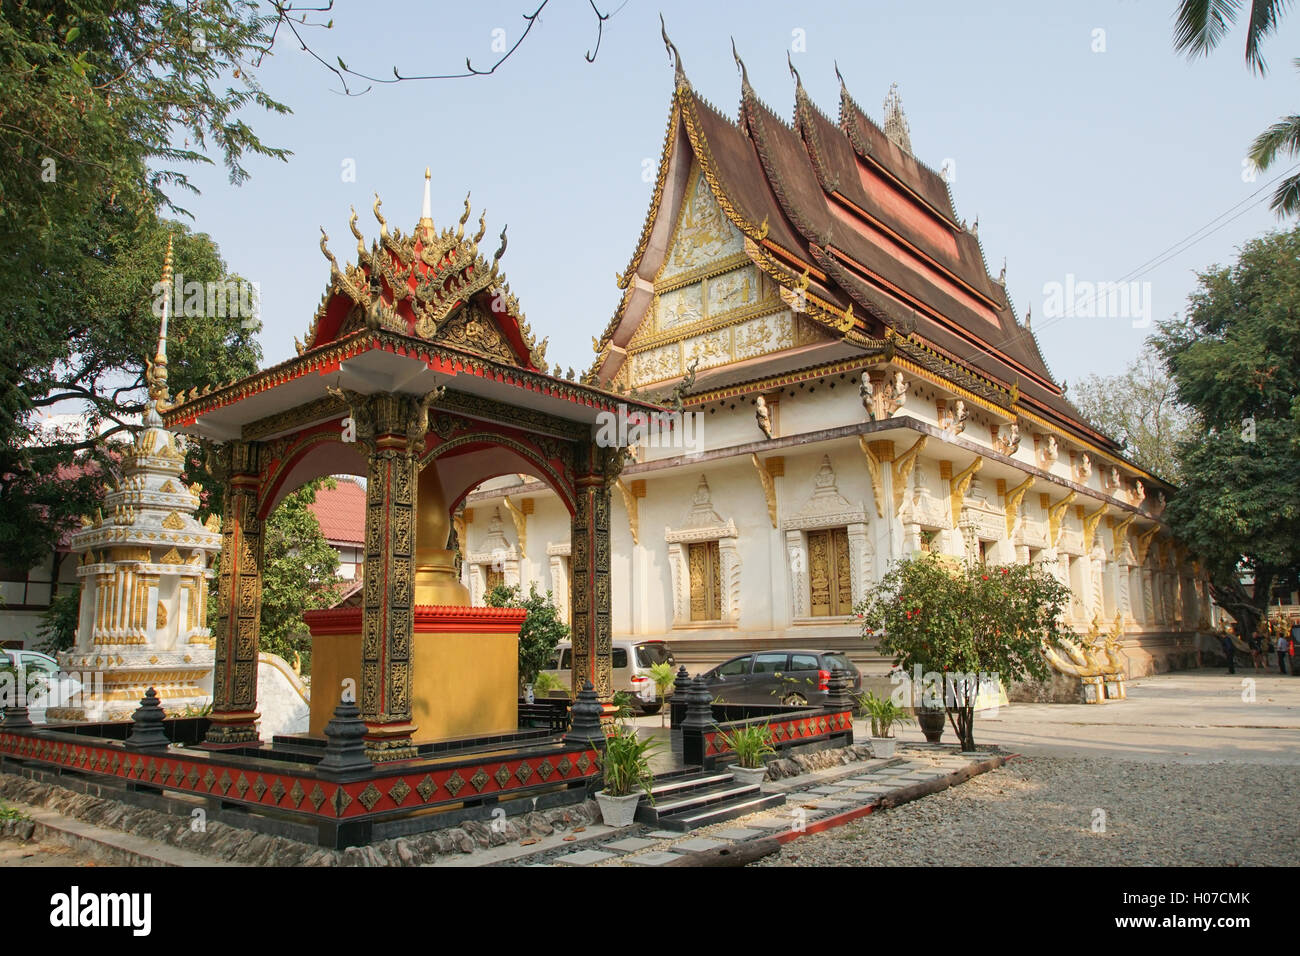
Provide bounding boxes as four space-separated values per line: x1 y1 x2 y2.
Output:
162 178 667 442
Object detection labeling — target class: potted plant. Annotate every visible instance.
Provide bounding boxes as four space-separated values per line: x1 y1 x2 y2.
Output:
715 722 775 786
530 671 566 699
594 725 658 827
648 661 676 726
916 704 946 743
913 670 946 743
857 691 912 758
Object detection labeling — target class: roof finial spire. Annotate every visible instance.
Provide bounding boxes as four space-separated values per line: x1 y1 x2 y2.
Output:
883 81 912 154
787 50 802 89
146 234 175 410
418 167 434 236
731 37 751 92
834 60 846 91
660 14 686 85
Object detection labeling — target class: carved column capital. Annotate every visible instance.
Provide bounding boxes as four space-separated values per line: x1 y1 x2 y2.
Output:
328 387 445 456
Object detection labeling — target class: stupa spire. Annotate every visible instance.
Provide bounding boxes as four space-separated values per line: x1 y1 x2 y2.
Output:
146 234 175 410
418 167 434 236
883 81 912 154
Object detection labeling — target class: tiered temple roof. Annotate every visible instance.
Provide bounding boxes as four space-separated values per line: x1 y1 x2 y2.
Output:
594 43 1120 457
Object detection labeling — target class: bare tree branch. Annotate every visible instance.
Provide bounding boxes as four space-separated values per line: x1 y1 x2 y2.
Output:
263 0 618 96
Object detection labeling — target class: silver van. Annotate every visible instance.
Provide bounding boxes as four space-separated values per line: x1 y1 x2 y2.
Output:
541 639 675 715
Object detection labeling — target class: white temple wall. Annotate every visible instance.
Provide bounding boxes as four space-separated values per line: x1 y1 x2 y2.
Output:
460 392 1206 677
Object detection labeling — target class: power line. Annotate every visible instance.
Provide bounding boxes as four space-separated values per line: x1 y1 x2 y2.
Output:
936 163 1299 386
1032 162 1298 333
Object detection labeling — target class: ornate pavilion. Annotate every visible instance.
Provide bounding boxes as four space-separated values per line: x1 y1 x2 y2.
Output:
160 175 661 758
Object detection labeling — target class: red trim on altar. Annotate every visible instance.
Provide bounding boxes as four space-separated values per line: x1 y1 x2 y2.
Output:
305 605 527 635
0 730 598 821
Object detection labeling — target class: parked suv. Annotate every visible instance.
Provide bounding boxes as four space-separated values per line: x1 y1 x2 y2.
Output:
698 649 862 706
541 639 676 715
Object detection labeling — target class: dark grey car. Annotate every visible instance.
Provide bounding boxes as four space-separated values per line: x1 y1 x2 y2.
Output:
699 650 862 706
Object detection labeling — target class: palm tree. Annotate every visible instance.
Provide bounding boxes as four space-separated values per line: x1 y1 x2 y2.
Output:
1248 78 1300 217
1173 1 1299 217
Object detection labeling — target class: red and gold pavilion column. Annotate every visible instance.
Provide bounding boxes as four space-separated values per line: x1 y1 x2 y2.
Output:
342 390 440 762
569 442 617 711
205 440 264 746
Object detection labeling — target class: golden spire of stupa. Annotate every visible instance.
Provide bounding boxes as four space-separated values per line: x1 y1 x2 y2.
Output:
146 234 175 410
418 167 434 238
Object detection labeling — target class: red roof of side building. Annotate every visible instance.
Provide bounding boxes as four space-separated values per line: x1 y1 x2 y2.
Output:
309 479 365 546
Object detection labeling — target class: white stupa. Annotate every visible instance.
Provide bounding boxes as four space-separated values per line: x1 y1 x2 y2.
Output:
51 237 223 720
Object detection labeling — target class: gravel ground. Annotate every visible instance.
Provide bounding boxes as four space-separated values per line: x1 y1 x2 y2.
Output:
755 755 1299 867
0 836 98 867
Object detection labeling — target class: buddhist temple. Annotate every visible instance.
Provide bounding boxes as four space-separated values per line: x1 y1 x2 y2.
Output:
461 44 1217 698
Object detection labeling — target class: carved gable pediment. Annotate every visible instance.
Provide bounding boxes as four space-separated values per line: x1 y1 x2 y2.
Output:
783 456 866 531
666 475 737 542
303 190 550 372
615 161 830 391
657 165 747 283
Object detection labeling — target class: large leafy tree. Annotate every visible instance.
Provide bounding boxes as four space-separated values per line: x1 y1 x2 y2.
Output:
1151 226 1300 634
1 0 284 570
1067 354 1199 481
254 479 344 674
0 217 261 570
1173 0 1299 216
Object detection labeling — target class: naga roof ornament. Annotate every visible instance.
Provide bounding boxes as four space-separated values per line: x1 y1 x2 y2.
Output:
660 14 688 88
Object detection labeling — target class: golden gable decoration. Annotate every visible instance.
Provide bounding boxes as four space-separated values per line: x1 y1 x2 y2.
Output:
301 171 550 373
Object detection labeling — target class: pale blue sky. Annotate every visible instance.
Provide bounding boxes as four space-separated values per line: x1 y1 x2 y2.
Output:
172 0 1300 391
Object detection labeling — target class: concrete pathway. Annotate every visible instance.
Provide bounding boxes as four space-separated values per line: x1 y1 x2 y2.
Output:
912 670 1300 764
508 746 995 867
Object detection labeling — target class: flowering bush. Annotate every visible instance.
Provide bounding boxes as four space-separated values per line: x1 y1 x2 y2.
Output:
855 553 1071 750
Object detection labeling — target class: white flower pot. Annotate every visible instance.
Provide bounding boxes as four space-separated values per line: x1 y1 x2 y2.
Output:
730 764 767 787
870 736 897 759
596 790 642 828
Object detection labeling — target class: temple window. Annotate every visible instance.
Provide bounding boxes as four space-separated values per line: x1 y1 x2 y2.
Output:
665 476 741 627
783 456 871 623
687 540 723 621
806 528 854 617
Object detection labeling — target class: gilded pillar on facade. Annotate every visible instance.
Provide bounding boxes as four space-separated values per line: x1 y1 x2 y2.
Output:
205 439 264 746
333 388 442 762
569 441 617 704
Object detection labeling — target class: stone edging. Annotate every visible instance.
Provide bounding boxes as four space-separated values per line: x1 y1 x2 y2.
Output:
0 772 601 867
